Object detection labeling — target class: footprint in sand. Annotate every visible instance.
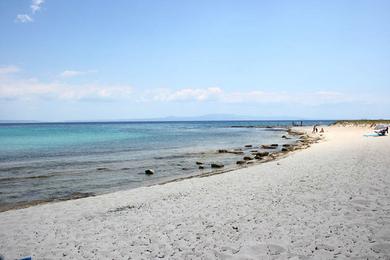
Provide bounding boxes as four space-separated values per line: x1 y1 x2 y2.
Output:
375 228 390 242
240 243 286 256
371 243 390 254
266 244 286 255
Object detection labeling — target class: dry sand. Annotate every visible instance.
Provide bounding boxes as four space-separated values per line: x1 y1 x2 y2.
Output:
1 126 390 259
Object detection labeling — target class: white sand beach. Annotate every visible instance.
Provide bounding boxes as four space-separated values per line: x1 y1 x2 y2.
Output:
1 126 390 259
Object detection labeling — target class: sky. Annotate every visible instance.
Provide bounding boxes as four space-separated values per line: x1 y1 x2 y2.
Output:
0 0 389 121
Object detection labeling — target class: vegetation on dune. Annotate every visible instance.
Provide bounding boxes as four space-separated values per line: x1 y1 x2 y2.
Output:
333 120 390 127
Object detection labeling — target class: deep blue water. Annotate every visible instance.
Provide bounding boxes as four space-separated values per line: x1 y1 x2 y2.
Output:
0 120 333 209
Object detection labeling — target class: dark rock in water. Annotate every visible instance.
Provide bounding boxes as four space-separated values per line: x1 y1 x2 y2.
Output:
243 156 253 160
282 135 287 139
97 167 109 171
145 169 154 175
182 167 190 171
236 160 246 165
255 151 270 156
282 144 291 147
121 167 130 170
247 161 255 164
271 144 279 147
261 145 277 149
196 161 203 165
254 155 263 160
281 148 289 152
198 165 204 169
211 163 224 168
218 149 243 154
250 150 258 153
244 144 253 148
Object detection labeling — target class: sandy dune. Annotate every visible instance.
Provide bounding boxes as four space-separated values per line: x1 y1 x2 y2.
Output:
1 126 390 259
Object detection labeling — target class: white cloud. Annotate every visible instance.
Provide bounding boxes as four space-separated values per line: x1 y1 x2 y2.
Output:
142 87 360 105
147 87 223 102
0 67 372 106
0 77 133 101
0 65 20 75
15 14 33 23
31 0 45 13
221 90 290 103
59 70 97 78
15 0 45 23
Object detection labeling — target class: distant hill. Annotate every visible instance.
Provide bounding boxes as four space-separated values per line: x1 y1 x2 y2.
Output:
1 114 310 123
120 114 306 122
0 120 40 124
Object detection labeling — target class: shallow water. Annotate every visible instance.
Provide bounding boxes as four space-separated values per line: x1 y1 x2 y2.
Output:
0 120 333 209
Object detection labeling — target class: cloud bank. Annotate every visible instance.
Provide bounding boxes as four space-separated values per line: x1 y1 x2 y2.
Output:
0 65 374 106
0 65 20 75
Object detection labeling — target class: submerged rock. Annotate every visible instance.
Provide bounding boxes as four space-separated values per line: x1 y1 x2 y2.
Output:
271 144 279 147
261 145 277 149
198 165 205 169
236 160 246 165
145 169 154 175
195 161 203 165
243 156 253 161
211 163 224 168
255 151 269 156
97 167 109 171
218 149 244 155
244 144 253 148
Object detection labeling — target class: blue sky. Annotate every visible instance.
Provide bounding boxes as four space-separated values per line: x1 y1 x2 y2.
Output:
0 0 389 121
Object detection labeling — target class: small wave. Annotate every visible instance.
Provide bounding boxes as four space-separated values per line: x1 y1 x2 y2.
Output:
0 173 55 183
0 191 95 212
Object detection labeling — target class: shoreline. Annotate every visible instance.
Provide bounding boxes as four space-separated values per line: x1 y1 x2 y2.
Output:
0 128 320 213
156 128 322 186
1 125 390 258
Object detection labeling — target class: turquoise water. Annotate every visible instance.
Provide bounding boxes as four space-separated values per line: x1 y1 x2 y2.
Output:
0 120 333 209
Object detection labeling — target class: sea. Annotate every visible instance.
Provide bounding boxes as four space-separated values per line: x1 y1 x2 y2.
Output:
0 120 334 210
